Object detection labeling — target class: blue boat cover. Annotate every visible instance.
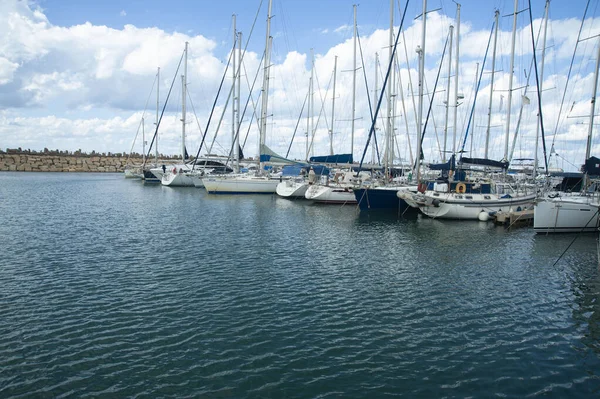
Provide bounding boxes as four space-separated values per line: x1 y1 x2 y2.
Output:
429 155 456 171
460 157 508 170
309 153 353 164
281 164 330 176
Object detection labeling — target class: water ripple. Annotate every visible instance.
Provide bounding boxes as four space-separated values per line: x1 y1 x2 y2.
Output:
0 173 599 397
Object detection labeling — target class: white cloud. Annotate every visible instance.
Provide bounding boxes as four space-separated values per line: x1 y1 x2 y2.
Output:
120 10 127 17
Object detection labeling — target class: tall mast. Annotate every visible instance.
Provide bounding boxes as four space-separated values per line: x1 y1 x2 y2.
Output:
452 3 461 156
485 10 499 160
534 0 549 179
504 0 519 161
142 117 145 164
260 0 273 170
306 74 311 161
386 0 393 177
373 52 379 163
587 37 600 161
236 31 242 172
155 67 160 164
416 0 427 184
443 25 454 162
330 56 338 156
310 49 315 159
351 4 357 158
232 15 237 170
181 41 188 163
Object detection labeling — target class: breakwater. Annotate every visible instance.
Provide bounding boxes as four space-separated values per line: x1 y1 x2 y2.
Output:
0 151 174 173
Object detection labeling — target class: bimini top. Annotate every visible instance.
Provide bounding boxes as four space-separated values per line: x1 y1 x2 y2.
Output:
309 153 353 164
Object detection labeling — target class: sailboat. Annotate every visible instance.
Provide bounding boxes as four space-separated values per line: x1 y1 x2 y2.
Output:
202 0 282 194
534 31 600 233
400 1 537 220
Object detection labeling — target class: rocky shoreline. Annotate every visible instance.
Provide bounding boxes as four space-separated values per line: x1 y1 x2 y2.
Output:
0 152 174 173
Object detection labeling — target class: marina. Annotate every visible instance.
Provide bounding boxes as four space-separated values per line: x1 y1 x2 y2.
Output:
2 0 600 396
1 171 599 397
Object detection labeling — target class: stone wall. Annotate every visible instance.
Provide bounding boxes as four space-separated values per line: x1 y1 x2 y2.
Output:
0 153 171 173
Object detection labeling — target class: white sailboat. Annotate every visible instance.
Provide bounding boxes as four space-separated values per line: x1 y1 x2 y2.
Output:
203 0 279 195
401 0 536 220
534 29 600 233
161 42 195 187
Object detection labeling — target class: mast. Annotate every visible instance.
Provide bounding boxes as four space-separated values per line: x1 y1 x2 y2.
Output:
534 0 549 179
330 56 337 156
310 49 315 158
351 4 357 158
236 31 242 172
504 0 519 161
373 52 379 164
386 0 393 178
416 0 427 184
306 49 313 161
485 10 499 160
443 25 454 162
181 41 188 163
587 37 600 161
155 67 160 165
452 3 461 156
232 15 238 171
142 117 145 164
260 0 273 170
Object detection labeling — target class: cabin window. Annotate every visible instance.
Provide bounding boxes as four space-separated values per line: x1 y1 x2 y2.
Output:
484 195 491 200
433 193 440 197
465 196 473 200
455 195 462 199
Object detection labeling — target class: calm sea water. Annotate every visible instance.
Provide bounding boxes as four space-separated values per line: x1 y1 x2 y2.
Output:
1 172 599 398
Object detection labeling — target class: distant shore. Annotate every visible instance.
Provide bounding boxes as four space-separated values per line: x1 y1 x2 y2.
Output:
0 149 180 173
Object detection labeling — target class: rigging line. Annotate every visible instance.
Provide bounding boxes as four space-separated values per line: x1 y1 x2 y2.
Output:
415 33 449 169
527 0 549 173
509 9 544 163
460 20 495 155
550 0 591 150
552 207 600 267
144 49 185 164
239 51 265 156
126 73 158 164
191 42 234 170
356 0 411 173
357 30 381 165
307 71 332 158
186 88 206 152
286 88 309 159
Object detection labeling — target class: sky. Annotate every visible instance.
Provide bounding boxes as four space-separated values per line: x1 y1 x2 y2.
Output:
1 0 600 171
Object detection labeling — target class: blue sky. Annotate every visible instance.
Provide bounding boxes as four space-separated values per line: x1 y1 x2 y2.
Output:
2 0 600 170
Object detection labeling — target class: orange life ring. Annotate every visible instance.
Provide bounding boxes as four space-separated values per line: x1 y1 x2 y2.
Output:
456 183 466 194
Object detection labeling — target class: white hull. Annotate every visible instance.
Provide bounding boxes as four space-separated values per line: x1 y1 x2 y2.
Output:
534 195 600 233
410 192 536 220
161 171 195 187
202 175 279 194
276 180 308 198
305 184 357 204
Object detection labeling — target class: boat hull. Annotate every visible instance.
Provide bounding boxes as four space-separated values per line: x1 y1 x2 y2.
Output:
305 185 357 204
202 175 279 194
276 180 308 198
419 192 536 220
354 186 416 211
534 195 600 233
161 171 195 187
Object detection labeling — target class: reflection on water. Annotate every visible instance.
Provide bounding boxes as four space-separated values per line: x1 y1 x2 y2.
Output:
0 172 599 398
